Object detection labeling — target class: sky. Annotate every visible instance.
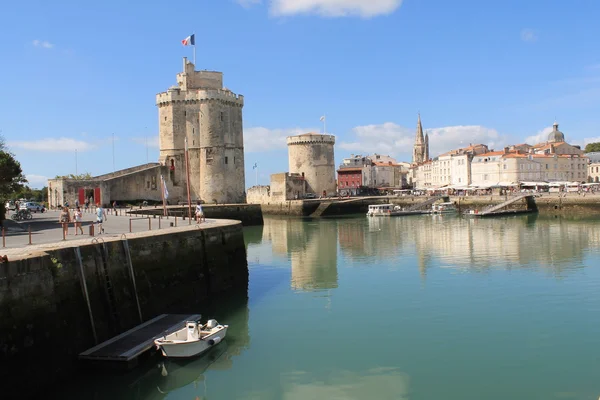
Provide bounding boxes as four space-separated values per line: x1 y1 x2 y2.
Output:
1 0 600 189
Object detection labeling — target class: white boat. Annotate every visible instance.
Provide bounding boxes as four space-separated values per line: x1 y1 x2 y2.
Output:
431 201 457 214
366 204 403 217
154 318 228 358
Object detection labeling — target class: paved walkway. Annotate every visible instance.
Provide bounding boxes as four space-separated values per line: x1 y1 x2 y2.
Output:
0 209 225 258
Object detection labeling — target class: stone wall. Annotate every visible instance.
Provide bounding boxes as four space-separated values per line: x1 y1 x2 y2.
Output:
0 222 248 398
128 204 264 226
247 185 271 204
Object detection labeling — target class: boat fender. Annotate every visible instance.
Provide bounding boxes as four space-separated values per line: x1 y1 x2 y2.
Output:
208 336 222 346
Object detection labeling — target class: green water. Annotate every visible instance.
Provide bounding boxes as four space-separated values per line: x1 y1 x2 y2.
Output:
64 214 600 399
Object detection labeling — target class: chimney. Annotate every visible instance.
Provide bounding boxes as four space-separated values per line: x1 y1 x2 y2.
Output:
504 147 509 154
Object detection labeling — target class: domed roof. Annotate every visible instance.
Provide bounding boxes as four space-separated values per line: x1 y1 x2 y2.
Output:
547 122 565 143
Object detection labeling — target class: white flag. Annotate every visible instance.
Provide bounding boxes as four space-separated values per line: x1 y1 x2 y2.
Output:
320 116 326 122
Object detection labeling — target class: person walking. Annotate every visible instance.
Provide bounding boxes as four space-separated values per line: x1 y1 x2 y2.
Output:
96 203 107 234
195 201 205 223
74 207 84 235
59 206 71 237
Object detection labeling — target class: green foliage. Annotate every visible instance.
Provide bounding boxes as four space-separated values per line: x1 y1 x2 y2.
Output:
54 172 93 180
11 186 47 202
584 142 600 153
0 137 27 199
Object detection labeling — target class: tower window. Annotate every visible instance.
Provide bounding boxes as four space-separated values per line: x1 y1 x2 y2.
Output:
225 156 228 164
164 116 167 121
184 111 187 116
220 112 224 121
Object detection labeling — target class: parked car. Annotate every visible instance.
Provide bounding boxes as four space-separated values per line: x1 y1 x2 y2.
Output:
19 202 46 213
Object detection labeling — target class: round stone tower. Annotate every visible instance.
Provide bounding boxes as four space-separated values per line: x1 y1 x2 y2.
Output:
156 58 245 204
287 133 336 196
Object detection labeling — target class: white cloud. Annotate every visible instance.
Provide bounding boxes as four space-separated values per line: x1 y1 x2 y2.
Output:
130 136 159 148
244 126 316 152
583 136 600 145
25 174 49 189
269 0 403 18
520 28 538 43
8 137 95 152
339 122 506 161
32 39 54 49
524 126 552 145
237 0 262 7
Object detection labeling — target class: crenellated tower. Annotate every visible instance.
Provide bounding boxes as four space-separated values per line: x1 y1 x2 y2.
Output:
412 113 429 164
156 57 246 203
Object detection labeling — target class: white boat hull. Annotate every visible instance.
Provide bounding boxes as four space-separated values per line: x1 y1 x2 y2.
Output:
155 323 228 358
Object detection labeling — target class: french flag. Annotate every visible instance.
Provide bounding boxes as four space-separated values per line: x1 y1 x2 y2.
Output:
181 34 195 46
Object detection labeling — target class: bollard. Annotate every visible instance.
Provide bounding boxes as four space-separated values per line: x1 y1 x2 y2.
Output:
28 225 32 245
129 219 132 233
148 217 151 231
62 223 66 241
2 227 5 248
89 224 94 236
159 217 161 229
175 216 177 227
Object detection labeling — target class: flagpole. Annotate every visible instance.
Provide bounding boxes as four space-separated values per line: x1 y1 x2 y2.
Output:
184 138 192 223
255 164 258 186
193 31 196 65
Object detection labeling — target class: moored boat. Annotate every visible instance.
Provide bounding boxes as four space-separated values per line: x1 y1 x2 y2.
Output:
431 201 457 214
366 204 403 217
154 318 228 358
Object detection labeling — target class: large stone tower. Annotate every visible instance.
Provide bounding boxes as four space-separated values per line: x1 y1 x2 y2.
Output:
287 133 336 196
412 113 429 164
156 57 246 204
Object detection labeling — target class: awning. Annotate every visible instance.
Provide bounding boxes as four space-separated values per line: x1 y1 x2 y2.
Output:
520 181 549 186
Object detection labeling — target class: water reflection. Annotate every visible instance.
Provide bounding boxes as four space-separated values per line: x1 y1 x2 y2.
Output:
260 218 338 292
338 214 600 276
280 367 410 399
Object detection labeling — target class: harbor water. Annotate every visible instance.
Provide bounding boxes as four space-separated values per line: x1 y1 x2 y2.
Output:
59 214 600 399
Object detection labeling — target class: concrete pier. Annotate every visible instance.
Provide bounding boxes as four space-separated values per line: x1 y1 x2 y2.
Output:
0 218 248 399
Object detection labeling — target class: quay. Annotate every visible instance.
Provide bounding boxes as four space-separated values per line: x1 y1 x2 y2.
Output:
0 213 248 398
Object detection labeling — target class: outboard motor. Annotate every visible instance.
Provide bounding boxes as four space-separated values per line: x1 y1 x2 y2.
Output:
206 319 218 329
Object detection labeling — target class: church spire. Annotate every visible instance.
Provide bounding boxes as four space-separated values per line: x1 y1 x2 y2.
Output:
415 112 425 144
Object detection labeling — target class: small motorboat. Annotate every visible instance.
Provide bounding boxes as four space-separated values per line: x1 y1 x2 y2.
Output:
154 318 228 358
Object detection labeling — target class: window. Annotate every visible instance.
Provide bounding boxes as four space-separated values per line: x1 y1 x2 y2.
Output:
546 164 549 169
164 116 167 121
225 156 228 164
503 164 507 170
147 181 150 189
220 112 224 121
184 111 187 116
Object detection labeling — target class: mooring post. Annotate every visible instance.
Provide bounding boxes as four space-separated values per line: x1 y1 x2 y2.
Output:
129 219 132 233
62 223 66 241
2 227 5 248
28 225 32 245
175 216 177 227
158 217 161 229
148 217 151 231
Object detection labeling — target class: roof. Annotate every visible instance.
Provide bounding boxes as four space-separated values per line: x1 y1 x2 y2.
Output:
337 168 363 173
473 150 506 158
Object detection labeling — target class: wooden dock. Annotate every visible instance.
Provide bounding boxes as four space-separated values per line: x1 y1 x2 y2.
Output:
79 313 200 365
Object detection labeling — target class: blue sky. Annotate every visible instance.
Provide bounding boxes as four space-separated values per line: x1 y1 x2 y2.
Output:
1 0 599 189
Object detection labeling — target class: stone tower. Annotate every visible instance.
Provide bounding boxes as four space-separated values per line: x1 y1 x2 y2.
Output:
156 58 246 204
412 113 429 164
287 133 336 196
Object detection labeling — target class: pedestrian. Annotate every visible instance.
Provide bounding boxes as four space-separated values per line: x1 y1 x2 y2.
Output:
96 203 107 234
59 206 71 237
84 199 89 212
195 201 205 223
75 199 79 209
112 201 117 214
74 207 84 235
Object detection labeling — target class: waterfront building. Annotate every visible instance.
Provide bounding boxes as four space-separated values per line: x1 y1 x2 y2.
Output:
48 58 246 207
337 154 409 195
430 144 489 188
585 152 600 182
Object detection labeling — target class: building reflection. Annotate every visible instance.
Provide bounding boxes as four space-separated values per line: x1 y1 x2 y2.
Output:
279 367 410 399
337 214 600 277
261 217 339 292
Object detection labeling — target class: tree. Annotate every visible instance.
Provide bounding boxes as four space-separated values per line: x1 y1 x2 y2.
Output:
54 172 93 180
0 138 27 199
584 142 600 153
